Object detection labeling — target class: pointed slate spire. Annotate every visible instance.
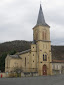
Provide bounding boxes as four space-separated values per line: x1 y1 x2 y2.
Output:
37 4 49 27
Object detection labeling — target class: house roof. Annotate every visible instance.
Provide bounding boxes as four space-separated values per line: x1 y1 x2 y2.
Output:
52 60 64 63
51 46 64 60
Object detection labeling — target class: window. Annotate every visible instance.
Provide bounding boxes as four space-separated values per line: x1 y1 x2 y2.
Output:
52 65 55 69
33 54 34 56
33 47 34 48
33 61 34 62
25 58 26 67
43 54 47 61
45 32 46 40
43 44 44 49
42 30 47 40
43 54 45 61
42 31 44 40
45 55 47 61
56 65 58 70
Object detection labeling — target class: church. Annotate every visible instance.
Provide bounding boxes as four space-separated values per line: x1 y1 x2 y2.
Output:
5 4 64 77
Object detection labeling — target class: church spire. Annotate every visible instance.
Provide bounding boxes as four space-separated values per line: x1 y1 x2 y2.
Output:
37 4 49 27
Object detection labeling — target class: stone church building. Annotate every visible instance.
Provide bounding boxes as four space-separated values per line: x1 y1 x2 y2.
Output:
5 4 64 77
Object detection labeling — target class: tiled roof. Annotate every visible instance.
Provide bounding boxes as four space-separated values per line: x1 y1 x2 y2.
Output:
52 60 64 63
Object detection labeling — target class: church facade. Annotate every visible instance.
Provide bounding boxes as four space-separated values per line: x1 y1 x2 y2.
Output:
5 4 53 76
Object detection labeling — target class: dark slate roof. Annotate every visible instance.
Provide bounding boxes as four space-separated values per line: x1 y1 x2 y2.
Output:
9 55 21 59
51 46 64 60
36 4 49 27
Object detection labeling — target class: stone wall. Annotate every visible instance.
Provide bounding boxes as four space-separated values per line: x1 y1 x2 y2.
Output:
0 73 6 78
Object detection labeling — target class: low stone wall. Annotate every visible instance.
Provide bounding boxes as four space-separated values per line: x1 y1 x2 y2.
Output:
0 72 38 78
0 73 6 78
0 73 19 78
21 72 38 77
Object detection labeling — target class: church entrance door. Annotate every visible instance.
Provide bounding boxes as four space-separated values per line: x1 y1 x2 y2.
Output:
43 64 47 75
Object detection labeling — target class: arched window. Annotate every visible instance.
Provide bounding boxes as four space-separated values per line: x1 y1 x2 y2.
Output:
25 57 26 67
45 55 47 61
45 32 46 40
42 31 44 40
43 54 47 61
43 54 45 61
42 30 47 40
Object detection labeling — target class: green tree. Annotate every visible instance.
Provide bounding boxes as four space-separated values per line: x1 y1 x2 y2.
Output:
0 52 7 72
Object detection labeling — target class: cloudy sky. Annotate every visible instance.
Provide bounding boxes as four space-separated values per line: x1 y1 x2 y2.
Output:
0 0 64 45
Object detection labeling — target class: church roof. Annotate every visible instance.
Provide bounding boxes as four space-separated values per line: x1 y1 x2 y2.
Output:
17 49 31 55
9 55 21 59
36 4 49 27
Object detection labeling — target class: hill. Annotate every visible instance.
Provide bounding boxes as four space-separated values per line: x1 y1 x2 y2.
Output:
0 40 32 72
0 40 64 72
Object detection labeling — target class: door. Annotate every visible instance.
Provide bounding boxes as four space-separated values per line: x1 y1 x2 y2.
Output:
43 64 47 75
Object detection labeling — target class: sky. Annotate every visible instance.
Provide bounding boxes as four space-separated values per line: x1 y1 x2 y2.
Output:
0 0 64 45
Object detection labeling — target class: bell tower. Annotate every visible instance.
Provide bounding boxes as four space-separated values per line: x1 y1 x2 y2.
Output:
33 4 52 75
